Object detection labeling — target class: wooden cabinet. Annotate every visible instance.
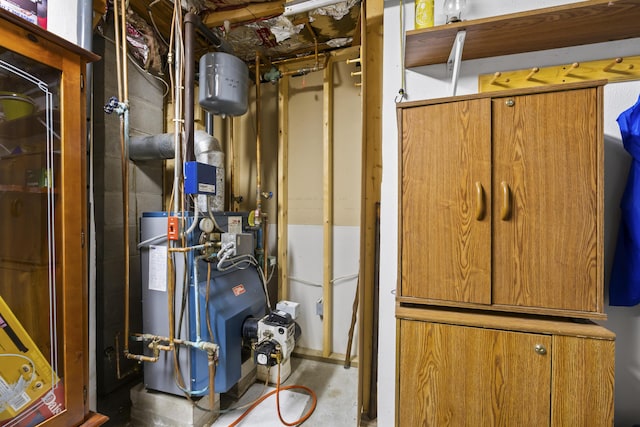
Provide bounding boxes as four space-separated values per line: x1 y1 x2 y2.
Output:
397 81 604 319
0 10 105 427
396 306 615 427
397 4 619 425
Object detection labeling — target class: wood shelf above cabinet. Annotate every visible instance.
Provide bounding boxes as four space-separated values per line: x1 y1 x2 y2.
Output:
405 0 640 68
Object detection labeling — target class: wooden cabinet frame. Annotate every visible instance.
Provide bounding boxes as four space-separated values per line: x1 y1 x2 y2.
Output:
0 9 104 427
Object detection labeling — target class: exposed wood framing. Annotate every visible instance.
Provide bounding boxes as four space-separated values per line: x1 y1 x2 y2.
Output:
202 1 285 28
323 57 335 358
278 75 290 301
93 0 107 28
276 45 361 360
358 0 383 421
294 347 358 366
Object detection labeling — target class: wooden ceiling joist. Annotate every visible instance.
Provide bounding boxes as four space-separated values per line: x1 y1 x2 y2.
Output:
202 1 285 28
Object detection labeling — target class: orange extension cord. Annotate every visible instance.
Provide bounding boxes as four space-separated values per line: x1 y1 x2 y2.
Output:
228 363 318 426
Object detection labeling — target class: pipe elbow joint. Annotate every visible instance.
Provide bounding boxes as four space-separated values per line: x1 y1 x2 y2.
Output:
198 341 219 356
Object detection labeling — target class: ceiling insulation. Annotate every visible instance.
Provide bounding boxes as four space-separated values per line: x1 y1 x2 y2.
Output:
117 0 361 73
221 4 360 62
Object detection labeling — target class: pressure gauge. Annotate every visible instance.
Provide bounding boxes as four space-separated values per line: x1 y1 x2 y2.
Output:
199 217 214 233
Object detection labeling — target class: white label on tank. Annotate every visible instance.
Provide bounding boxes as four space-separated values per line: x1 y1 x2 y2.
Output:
149 245 167 292
229 216 242 234
198 183 215 194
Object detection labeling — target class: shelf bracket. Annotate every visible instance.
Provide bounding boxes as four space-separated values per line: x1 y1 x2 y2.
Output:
447 30 466 96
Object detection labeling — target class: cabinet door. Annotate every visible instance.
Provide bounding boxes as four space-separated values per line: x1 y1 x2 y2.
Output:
401 99 491 304
551 335 614 426
492 88 600 313
398 319 551 426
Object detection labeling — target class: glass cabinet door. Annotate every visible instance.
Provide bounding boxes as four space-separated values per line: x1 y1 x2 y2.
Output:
0 10 100 427
0 45 65 425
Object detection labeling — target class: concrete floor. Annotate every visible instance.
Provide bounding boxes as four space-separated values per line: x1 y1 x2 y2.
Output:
98 356 376 426
280 357 361 427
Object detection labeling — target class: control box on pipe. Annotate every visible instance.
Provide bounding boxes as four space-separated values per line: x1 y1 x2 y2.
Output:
184 161 216 195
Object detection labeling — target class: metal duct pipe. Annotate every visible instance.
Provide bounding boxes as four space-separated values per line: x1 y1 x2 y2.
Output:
129 131 222 161
184 13 234 164
184 13 196 162
129 133 176 160
205 111 214 135
194 130 225 212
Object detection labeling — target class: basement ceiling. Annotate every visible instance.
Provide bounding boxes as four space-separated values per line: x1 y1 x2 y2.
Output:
102 0 361 73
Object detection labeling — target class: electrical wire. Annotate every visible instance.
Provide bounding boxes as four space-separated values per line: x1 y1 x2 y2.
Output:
218 373 270 414
206 195 225 232
96 32 170 98
147 0 170 47
215 250 273 309
166 0 188 395
266 261 276 285
185 195 200 235
289 272 359 288
191 367 272 414
137 233 167 248
205 261 216 345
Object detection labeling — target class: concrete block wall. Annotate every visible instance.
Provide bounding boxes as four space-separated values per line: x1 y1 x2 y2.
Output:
93 32 165 395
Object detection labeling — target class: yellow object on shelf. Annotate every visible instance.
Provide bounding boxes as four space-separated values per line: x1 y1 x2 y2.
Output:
415 0 434 29
479 55 640 92
0 296 62 424
0 92 36 122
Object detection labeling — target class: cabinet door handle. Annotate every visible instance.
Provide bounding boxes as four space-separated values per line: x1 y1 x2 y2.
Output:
475 182 486 220
534 344 547 355
501 181 511 221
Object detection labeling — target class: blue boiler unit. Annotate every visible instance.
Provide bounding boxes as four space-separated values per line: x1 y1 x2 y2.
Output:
139 211 265 397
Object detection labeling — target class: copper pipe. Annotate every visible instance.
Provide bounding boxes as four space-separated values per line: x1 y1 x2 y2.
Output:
304 21 319 68
167 242 214 253
208 353 216 410
121 0 128 102
128 354 159 363
255 51 262 224
263 212 269 300
114 332 140 379
279 54 328 77
113 0 123 102
272 52 327 68
229 117 237 211
114 0 133 362
134 333 218 353
152 344 174 352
